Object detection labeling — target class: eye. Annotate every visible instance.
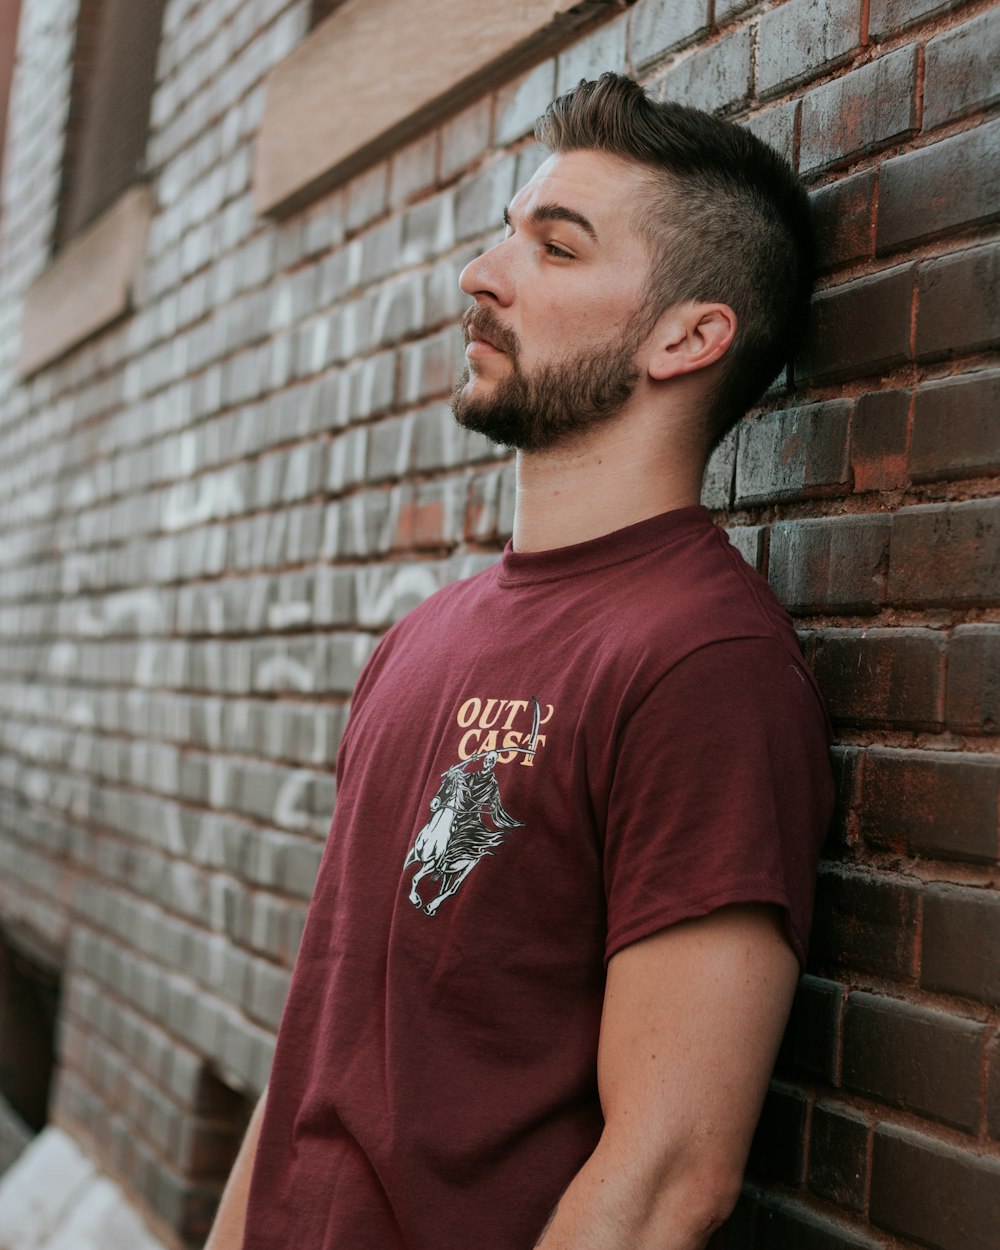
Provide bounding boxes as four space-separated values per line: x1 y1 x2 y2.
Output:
544 242 575 260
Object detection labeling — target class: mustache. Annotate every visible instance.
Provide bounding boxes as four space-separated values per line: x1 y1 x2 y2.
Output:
461 305 521 357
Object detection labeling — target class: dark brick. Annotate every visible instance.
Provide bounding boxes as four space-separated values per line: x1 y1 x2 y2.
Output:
910 370 1000 483
753 1197 883 1250
809 1101 870 1211
781 975 845 1084
868 0 964 38
826 745 860 854
746 1082 807 1187
917 242 1000 360
811 170 876 271
843 992 985 1131
708 1191 755 1248
924 10 1000 128
988 1032 1000 1140
800 45 919 174
871 1123 1000 1250
861 747 999 863
742 99 798 166
702 426 736 510
735 401 851 504
889 500 1000 607
758 0 860 98
797 264 915 384
849 389 910 492
947 625 1000 734
810 866 919 980
922 884 1000 1007
812 628 943 729
657 26 753 115
715 0 755 19
878 119 1000 253
627 0 709 70
769 515 890 613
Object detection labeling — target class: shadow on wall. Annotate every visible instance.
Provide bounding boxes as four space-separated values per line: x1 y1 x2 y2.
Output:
0 934 59 1172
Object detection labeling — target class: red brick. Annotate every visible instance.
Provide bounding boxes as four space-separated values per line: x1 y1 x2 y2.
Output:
843 992 985 1131
812 628 944 729
769 515 890 613
809 1101 870 1212
735 400 851 504
946 625 1000 734
922 883 1000 1007
849 389 910 492
924 9 1000 129
861 747 999 863
811 170 876 271
871 1123 1000 1250
758 0 860 98
388 132 438 209
910 370 1000 483
797 264 915 384
916 241 1000 360
439 98 492 182
746 1081 807 1187
810 866 919 979
799 45 919 174
877 119 1000 254
889 500 1000 607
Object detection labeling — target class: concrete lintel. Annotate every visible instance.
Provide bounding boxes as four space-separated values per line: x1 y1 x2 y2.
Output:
253 0 627 218
18 183 154 378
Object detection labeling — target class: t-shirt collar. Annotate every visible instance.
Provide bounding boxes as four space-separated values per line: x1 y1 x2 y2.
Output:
497 504 715 586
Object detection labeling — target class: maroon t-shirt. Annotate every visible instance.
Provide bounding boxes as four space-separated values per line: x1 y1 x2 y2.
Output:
243 505 834 1250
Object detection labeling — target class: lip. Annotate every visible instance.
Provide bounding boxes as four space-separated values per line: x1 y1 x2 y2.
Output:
466 325 506 358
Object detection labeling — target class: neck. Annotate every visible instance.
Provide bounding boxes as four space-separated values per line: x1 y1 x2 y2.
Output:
511 415 706 554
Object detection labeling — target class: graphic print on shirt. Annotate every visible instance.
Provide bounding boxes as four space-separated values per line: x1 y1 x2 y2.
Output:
403 694 549 916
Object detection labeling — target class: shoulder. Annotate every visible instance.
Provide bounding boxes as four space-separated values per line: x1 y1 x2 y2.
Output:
607 516 800 672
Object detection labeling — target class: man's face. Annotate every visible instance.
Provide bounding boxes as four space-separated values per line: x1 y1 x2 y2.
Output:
452 150 658 452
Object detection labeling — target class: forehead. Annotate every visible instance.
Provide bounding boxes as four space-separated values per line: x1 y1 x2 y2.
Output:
510 149 651 243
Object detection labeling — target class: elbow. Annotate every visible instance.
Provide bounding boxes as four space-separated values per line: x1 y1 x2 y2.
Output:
637 1148 746 1246
685 1177 743 1242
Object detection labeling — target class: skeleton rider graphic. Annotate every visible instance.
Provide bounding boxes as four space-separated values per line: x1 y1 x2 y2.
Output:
403 697 540 916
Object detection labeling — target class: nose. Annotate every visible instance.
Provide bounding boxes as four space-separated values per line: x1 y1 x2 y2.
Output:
459 237 514 307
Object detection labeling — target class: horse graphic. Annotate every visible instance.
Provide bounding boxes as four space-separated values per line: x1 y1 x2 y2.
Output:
402 697 540 916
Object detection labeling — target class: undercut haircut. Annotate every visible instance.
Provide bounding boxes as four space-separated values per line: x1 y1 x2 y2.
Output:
535 73 816 450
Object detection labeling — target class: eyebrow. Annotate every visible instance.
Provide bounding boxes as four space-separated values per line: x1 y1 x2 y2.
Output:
503 202 599 243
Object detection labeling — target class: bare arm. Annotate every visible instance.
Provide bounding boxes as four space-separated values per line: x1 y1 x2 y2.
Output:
205 1085 269 1250
535 904 799 1250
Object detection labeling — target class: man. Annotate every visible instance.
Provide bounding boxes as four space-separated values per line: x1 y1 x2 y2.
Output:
206 73 834 1250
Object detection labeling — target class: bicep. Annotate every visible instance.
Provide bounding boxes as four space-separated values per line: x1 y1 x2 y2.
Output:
597 902 799 1193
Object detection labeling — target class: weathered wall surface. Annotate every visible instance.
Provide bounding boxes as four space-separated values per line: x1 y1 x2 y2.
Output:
0 0 997 1246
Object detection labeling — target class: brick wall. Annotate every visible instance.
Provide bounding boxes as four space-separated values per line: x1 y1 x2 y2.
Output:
0 0 996 1246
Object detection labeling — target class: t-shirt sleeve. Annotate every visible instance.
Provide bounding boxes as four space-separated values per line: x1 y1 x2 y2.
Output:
602 635 834 968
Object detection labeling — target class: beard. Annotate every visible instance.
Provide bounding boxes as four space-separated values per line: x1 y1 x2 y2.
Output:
451 305 649 453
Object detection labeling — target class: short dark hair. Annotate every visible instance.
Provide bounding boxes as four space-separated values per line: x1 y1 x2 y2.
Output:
535 73 816 449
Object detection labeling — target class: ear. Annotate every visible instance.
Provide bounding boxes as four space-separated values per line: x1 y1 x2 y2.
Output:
645 302 737 382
